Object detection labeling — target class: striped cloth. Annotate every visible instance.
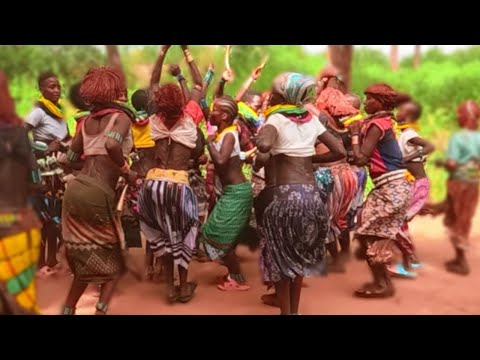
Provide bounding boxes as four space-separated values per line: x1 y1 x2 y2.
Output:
138 179 199 269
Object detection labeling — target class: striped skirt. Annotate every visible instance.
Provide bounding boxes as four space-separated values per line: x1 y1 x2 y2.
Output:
138 179 199 269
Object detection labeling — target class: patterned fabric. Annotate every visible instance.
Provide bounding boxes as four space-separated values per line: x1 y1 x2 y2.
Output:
138 179 199 269
62 174 125 283
263 184 329 283
237 101 261 129
444 179 479 250
202 182 253 260
356 177 411 240
314 167 334 203
407 177 430 221
348 166 367 230
0 209 41 314
188 170 208 221
325 163 359 244
254 187 275 285
365 238 396 266
271 73 316 106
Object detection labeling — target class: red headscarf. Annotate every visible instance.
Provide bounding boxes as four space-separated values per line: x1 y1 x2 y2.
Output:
364 83 410 111
316 87 359 118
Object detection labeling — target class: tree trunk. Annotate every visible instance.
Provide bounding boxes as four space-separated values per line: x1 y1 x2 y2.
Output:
105 45 126 84
413 45 421 69
327 45 353 92
390 45 399 71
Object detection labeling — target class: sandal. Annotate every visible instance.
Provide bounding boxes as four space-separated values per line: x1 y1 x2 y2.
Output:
354 283 395 298
217 276 250 291
61 306 76 315
177 282 197 303
95 302 108 314
411 262 424 269
387 264 417 279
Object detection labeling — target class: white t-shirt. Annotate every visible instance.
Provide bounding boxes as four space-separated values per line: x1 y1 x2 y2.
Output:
25 107 68 142
213 129 240 158
266 113 326 157
398 128 426 162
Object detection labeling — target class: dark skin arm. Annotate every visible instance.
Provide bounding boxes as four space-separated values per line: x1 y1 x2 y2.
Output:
169 64 190 102
105 45 124 78
65 128 85 171
200 64 215 120
180 45 203 89
435 159 459 172
105 115 132 167
403 136 435 163
207 132 235 167
235 64 263 102
256 125 278 153
150 45 170 91
253 152 271 172
312 131 347 163
214 69 233 99
349 123 382 167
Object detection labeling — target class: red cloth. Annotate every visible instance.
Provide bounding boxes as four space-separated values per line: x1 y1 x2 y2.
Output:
184 101 204 126
316 88 359 118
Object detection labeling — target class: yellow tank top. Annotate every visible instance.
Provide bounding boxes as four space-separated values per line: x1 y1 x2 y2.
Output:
132 122 155 149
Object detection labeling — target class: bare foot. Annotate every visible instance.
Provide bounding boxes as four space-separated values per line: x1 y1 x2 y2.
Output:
261 293 279 307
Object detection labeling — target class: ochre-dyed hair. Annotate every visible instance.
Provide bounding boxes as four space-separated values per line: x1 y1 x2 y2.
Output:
457 100 480 130
154 83 184 120
0 71 22 125
364 83 410 111
80 66 126 105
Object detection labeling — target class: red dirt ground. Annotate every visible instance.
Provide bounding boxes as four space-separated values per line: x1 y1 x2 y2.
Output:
37 211 480 315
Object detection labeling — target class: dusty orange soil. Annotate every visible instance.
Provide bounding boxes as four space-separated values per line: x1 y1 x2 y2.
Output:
37 211 480 315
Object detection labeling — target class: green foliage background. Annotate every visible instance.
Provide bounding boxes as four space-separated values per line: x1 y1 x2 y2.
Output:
2 44 477 202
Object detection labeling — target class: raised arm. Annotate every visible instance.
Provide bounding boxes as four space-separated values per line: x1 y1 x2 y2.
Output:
214 69 233 99
180 45 203 88
235 64 264 102
200 64 215 120
105 45 126 84
169 64 190 103
150 45 171 91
